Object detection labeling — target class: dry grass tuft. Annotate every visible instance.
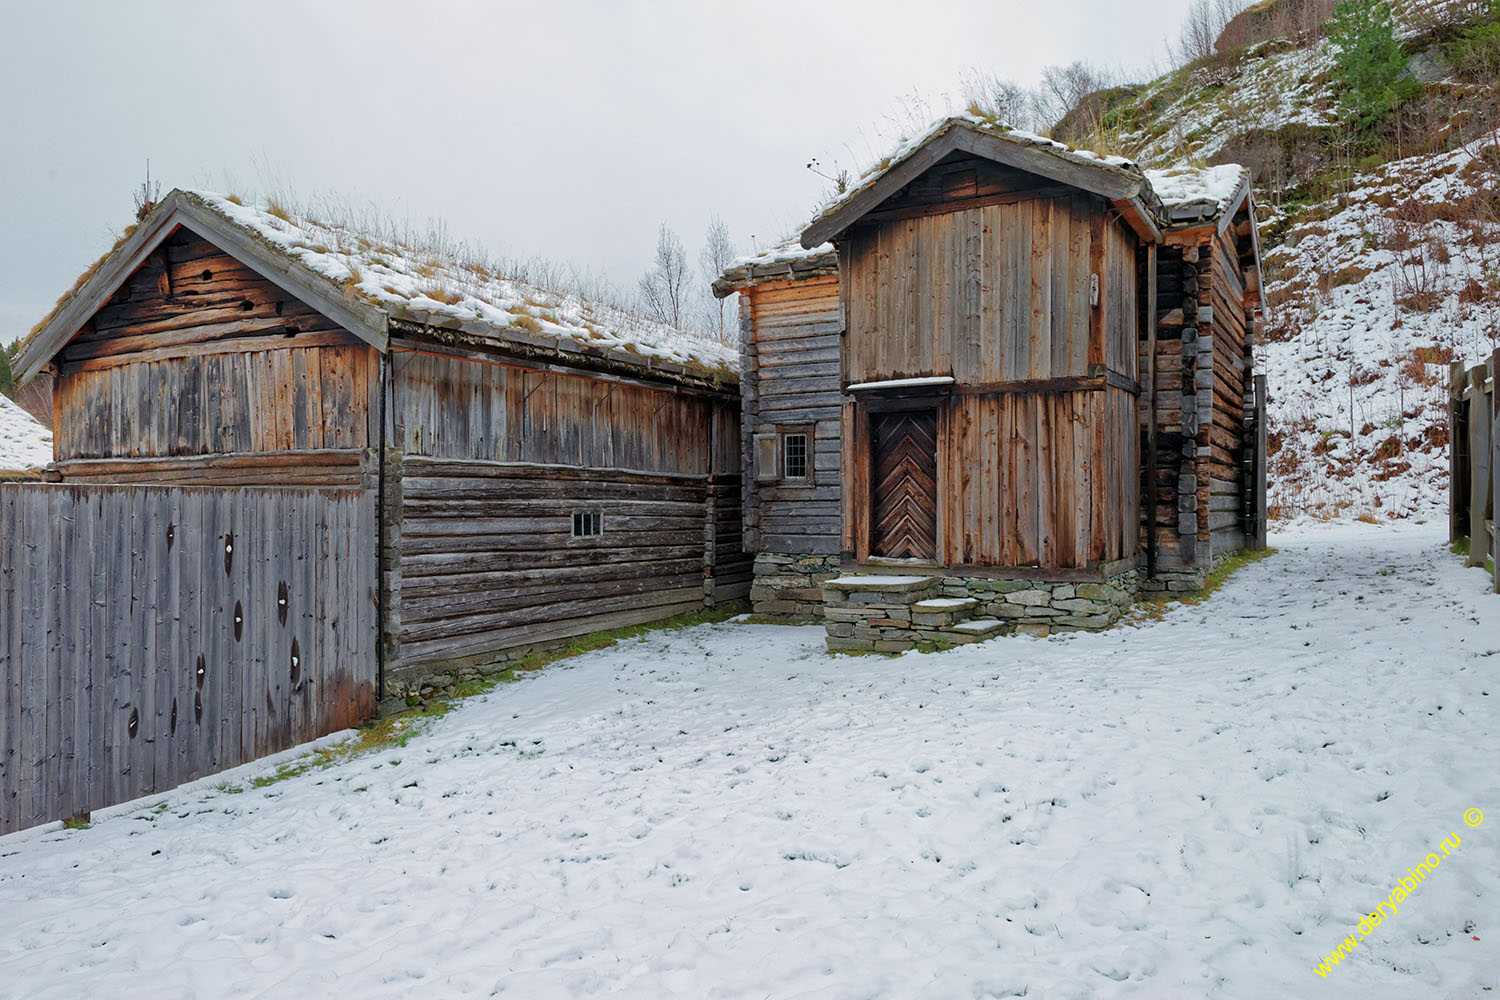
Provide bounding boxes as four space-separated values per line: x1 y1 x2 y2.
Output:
421 284 464 306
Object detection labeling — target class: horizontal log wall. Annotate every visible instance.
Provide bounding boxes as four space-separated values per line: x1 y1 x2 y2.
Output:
392 461 721 668
1208 227 1251 556
842 185 1138 386
386 348 748 673
0 483 377 835
741 275 843 555
1146 225 1257 572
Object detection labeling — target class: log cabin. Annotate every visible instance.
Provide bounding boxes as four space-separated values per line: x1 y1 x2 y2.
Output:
718 116 1266 649
15 189 750 698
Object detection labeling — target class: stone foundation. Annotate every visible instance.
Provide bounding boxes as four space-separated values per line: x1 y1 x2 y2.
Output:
1139 550 1233 596
821 569 1139 651
935 570 1138 637
749 552 842 620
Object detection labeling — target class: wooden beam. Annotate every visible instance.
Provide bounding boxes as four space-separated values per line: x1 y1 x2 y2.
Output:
1253 373 1268 551
1145 243 1159 577
1470 363 1492 569
1492 350 1499 593
1452 360 1466 544
58 330 357 375
952 374 1115 396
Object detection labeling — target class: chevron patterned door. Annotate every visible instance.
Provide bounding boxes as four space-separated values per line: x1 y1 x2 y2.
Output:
870 410 938 560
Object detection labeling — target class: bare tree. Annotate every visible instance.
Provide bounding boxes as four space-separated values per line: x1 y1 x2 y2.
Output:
697 216 736 344
1177 0 1221 64
959 70 1045 131
639 223 690 329
1174 0 1252 65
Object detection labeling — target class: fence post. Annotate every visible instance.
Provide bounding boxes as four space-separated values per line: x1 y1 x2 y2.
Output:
1253 374 1268 551
1471 365 1492 569
1451 361 1465 545
1491 350 1499 594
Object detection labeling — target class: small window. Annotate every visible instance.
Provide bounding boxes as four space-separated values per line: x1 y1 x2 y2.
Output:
783 433 809 480
572 511 603 538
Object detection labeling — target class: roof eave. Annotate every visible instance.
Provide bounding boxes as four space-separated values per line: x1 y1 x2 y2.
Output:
713 249 841 298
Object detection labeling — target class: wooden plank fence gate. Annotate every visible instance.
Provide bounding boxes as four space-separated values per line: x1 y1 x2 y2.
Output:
0 484 377 835
1451 353 1499 592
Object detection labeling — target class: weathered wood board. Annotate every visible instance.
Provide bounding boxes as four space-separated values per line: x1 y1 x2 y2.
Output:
0 483 376 835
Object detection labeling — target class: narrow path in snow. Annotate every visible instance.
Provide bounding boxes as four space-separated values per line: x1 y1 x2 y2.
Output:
1 523 1497 999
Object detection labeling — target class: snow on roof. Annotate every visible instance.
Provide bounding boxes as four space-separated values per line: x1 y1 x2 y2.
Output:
727 237 836 272
713 236 838 296
796 114 1251 246
804 115 1146 241
1145 164 1250 222
846 376 956 391
183 192 737 382
0 394 53 470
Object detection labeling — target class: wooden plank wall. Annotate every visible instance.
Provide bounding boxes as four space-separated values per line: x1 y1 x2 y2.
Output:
741 275 843 554
50 229 379 486
842 189 1138 386
387 349 748 671
935 387 1137 569
0 483 377 836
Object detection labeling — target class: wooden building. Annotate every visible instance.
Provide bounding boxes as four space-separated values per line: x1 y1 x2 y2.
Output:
720 117 1266 643
15 189 749 700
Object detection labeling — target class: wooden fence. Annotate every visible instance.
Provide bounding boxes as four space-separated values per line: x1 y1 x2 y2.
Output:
1451 354 1498 591
0 484 377 835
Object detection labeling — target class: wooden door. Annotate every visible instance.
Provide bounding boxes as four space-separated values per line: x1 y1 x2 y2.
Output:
870 410 938 560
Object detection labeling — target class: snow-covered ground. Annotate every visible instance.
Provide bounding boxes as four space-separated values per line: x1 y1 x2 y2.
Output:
3 523 1498 998
0 394 51 470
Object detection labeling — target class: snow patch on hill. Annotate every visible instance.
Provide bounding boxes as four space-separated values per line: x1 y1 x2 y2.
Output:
0 395 52 470
1260 136 1500 519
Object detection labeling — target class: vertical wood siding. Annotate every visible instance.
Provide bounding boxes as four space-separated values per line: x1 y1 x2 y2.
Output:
740 276 843 554
55 344 379 462
843 193 1138 386
935 388 1136 569
0 483 377 836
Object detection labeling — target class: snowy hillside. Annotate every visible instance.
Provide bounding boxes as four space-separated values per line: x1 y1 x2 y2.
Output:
0 394 52 470
1069 0 1500 520
1261 138 1500 519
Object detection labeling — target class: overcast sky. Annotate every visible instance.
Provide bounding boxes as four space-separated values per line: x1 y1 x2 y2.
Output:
0 0 1203 343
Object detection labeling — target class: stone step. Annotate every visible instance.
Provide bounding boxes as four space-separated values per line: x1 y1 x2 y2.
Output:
911 597 979 612
949 619 1005 638
909 596 979 628
823 575 941 594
